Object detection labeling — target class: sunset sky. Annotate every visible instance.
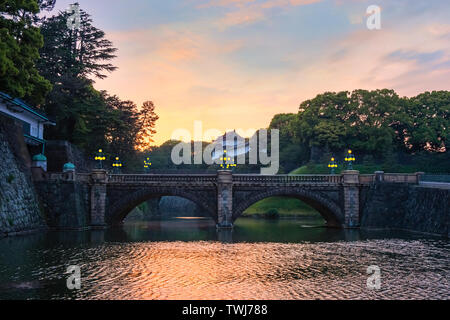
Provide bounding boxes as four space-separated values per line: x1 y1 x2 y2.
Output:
49 0 450 145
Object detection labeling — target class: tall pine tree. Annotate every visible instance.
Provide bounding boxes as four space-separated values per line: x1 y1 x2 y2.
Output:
37 3 118 151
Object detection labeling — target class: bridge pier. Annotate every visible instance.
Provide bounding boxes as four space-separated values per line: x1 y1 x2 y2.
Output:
216 170 234 229
90 169 108 229
342 170 360 228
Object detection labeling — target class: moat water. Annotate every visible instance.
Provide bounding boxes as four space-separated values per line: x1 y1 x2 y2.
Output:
0 217 448 300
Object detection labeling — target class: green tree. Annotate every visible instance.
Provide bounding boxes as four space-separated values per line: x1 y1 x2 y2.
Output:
37 3 117 83
290 89 406 159
36 3 160 170
104 94 139 157
37 3 118 153
347 89 403 156
136 101 159 151
291 91 351 152
269 113 308 172
406 91 449 152
0 0 51 104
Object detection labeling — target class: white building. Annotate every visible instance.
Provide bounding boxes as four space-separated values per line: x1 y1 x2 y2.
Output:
0 91 55 151
211 130 250 161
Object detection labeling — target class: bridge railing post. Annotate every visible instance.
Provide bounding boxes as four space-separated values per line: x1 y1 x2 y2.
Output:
415 172 425 184
342 170 360 228
90 169 108 228
375 171 385 183
217 170 233 229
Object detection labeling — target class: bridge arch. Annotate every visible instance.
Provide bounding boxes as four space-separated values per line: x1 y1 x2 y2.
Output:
106 187 216 225
233 187 344 227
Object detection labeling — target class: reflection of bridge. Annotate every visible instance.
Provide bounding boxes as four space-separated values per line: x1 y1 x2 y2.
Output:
42 170 421 229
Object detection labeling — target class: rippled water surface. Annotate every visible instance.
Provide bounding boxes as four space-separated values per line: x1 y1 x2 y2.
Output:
0 218 448 300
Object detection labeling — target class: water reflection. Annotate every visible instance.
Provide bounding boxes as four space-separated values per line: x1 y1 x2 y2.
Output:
0 218 448 300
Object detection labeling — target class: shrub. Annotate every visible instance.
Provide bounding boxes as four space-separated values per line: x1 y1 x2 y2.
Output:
265 208 280 219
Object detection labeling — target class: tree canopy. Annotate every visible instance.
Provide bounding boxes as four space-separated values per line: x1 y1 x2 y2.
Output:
34 3 158 170
289 89 448 156
0 0 51 104
269 89 449 173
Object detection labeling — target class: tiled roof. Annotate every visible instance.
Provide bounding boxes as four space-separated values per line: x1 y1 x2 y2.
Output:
0 91 55 124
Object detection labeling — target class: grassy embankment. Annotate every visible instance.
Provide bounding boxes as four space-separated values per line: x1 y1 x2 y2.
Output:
242 164 320 218
242 196 318 217
242 163 421 218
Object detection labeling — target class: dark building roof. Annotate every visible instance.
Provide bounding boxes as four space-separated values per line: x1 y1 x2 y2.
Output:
0 91 56 125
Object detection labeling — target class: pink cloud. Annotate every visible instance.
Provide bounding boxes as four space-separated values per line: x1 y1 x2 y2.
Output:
199 0 322 27
97 6 450 145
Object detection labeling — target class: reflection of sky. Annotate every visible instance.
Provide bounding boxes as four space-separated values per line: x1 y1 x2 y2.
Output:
48 0 450 144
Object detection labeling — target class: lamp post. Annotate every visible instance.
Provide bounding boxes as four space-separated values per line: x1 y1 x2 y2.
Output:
219 149 236 170
345 149 356 170
144 157 152 173
328 157 338 174
94 149 106 169
112 156 123 174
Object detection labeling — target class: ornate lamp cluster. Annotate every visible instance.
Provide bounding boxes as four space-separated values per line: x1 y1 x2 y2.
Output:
94 149 124 173
328 157 338 174
112 157 123 173
220 150 237 170
144 157 152 173
344 149 356 170
94 149 106 169
327 149 357 174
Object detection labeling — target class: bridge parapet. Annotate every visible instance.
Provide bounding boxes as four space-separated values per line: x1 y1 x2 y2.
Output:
359 174 375 184
359 172 422 184
56 172 422 186
233 174 342 185
75 173 90 183
384 173 422 184
106 174 217 185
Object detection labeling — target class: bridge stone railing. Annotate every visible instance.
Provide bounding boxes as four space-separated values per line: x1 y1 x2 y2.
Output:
66 172 421 186
233 174 342 185
75 173 91 183
107 173 217 185
371 172 423 184
359 174 375 184
37 170 423 188
384 173 421 183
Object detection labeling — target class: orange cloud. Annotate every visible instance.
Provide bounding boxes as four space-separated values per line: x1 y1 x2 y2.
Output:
98 10 450 146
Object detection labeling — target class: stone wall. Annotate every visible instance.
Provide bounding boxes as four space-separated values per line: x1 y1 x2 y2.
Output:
361 183 449 237
0 114 46 236
34 180 90 230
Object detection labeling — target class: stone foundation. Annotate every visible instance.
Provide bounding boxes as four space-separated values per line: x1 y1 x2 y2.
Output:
0 114 46 236
361 183 449 237
34 180 90 230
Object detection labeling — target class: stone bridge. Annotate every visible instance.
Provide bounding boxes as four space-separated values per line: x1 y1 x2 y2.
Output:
44 169 421 229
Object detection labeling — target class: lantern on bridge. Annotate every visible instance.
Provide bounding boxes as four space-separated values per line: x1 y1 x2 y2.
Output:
328 157 338 174
94 149 106 169
144 157 152 173
345 149 356 170
219 149 236 170
112 157 123 174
